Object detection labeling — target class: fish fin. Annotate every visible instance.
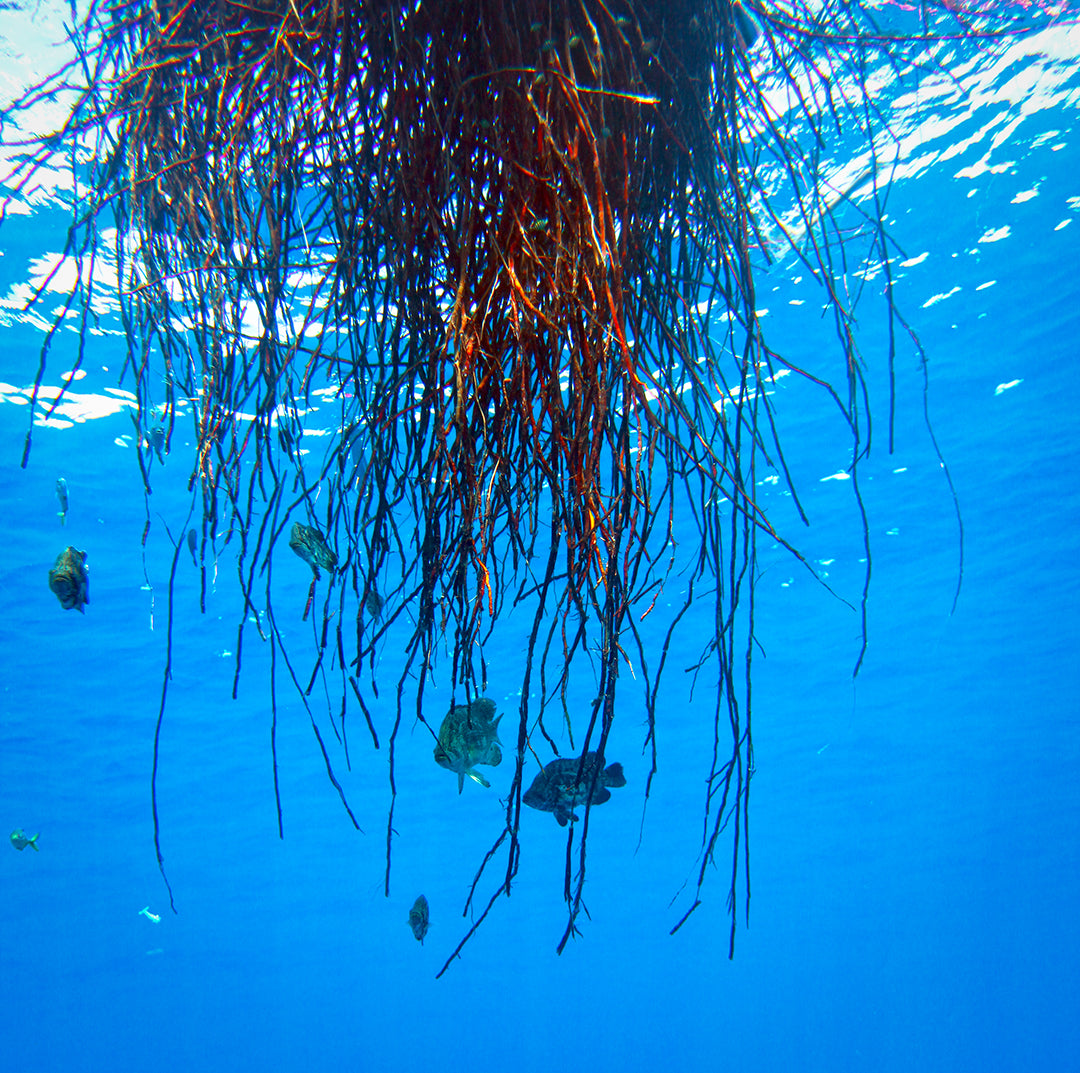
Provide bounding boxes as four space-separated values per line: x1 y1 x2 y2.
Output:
466 770 490 789
29 836 39 851
604 762 626 787
457 771 465 794
593 787 611 805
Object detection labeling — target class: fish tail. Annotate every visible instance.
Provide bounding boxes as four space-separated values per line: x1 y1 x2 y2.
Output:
604 762 626 787
29 836 39 851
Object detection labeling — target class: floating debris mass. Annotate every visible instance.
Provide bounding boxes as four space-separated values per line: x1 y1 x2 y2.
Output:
0 0 1033 969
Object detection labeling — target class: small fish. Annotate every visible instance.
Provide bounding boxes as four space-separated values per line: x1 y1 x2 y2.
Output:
48 546 90 612
138 906 161 923
434 697 502 793
289 522 337 579
523 752 626 826
146 424 166 464
364 586 384 620
56 477 68 526
528 218 549 232
408 895 429 944
10 829 39 852
187 527 198 567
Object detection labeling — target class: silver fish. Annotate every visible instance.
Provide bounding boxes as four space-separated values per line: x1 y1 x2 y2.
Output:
523 752 626 826
48 546 90 612
56 477 68 526
434 697 502 792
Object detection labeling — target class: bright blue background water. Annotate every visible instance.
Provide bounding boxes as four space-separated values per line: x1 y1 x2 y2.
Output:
2 15 1078 1073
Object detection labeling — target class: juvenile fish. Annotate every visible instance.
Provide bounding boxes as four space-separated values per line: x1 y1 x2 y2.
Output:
10 829 39 852
56 477 68 526
146 424 166 464
48 546 90 612
408 894 429 944
363 585 384 621
288 522 337 579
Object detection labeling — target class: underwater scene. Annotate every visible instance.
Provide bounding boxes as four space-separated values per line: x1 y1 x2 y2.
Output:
1 3 1078 1072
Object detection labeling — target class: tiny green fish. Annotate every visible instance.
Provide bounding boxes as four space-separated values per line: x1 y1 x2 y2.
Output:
10 829 39 852
528 218 549 232
408 894 430 944
48 546 89 612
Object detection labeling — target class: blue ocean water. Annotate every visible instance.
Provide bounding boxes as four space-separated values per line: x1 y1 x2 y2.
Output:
1 12 1079 1073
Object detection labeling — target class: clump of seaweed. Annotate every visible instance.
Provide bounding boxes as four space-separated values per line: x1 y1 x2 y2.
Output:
1 1 1060 971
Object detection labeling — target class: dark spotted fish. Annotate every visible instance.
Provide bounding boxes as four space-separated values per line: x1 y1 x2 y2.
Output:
408 894 429 944
523 752 626 826
434 697 502 793
48 546 89 612
289 522 337 579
